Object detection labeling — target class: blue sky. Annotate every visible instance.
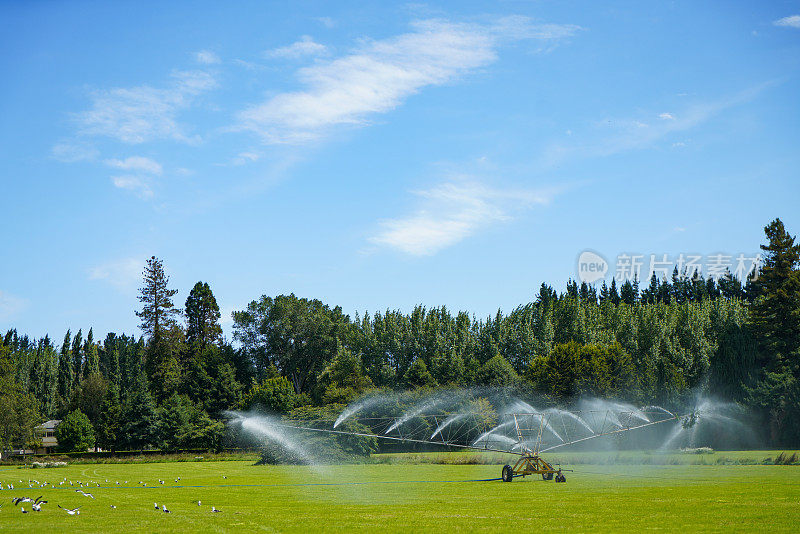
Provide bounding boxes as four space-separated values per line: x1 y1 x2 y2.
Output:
1 1 799 341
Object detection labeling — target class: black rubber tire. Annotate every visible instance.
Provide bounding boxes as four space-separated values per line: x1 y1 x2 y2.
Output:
542 472 553 481
502 464 513 482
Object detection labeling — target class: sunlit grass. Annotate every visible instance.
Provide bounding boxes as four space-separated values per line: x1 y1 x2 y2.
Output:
1 457 798 532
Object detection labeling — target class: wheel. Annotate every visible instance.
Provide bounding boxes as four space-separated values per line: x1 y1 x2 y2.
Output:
542 472 553 481
502 464 514 482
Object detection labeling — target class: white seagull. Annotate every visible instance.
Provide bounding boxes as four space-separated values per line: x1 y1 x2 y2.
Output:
76 490 94 498
211 506 222 513
162 504 171 513
58 505 81 515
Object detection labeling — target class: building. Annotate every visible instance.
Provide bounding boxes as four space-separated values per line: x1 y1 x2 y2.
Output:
34 420 62 454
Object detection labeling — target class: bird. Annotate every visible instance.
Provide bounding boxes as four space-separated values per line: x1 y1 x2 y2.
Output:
58 505 81 515
162 504 171 513
222 475 227 479
197 501 201 506
154 502 159 510
211 506 222 513
21 507 28 513
110 505 116 509
76 490 94 499
13 497 33 506
32 503 43 512
34 497 47 505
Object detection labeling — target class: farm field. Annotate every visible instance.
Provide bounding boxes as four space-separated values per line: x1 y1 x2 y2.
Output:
1 455 798 533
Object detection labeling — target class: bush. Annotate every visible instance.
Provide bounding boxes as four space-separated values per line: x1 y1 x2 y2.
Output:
56 410 95 452
241 376 300 413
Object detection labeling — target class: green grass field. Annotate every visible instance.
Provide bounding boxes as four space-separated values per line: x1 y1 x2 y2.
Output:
1 454 798 532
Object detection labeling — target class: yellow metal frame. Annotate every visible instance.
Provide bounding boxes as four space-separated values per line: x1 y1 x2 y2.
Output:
512 454 556 479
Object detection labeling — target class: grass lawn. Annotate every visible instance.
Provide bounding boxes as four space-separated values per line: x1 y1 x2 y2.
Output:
1 455 798 532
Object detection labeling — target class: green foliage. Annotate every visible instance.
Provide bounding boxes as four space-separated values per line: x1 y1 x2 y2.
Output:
159 394 224 451
241 376 300 413
750 218 800 370
136 256 181 340
318 341 373 404
288 404 378 458
477 355 520 387
404 359 437 388
56 409 95 452
527 341 636 399
185 281 223 351
233 293 348 393
120 373 161 450
69 372 109 425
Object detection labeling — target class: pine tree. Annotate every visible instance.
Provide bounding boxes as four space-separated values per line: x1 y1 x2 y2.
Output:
751 218 800 370
609 278 621 306
136 256 181 341
599 281 609 303
185 281 223 352
121 371 161 450
620 280 636 305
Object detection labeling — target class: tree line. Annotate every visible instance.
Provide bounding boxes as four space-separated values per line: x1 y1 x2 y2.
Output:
1 218 799 453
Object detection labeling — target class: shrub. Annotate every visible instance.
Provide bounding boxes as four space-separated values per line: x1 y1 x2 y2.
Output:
56 410 95 452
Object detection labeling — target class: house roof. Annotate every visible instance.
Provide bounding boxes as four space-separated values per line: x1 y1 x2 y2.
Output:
36 420 62 430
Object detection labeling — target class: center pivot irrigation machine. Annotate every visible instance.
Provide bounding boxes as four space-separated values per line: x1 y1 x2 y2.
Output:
257 403 684 483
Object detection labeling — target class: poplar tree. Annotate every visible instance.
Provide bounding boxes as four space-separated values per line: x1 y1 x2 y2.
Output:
83 328 100 377
71 329 83 383
57 330 74 402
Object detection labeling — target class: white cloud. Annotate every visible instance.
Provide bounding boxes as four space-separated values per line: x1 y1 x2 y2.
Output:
111 175 153 198
774 15 800 28
232 151 261 165
369 180 553 256
88 257 143 290
542 83 772 165
75 70 217 144
239 17 580 143
105 156 163 175
659 112 675 120
195 50 221 64
0 290 27 321
317 17 336 28
51 141 99 162
264 35 329 59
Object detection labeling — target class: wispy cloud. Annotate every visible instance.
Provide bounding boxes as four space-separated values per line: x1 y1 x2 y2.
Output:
264 35 328 59
51 141 99 162
231 151 261 165
542 82 773 165
238 17 580 143
88 257 143 290
316 17 336 29
74 70 217 144
105 156 163 175
774 15 800 28
0 290 27 322
195 50 221 64
111 176 153 198
369 180 554 256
